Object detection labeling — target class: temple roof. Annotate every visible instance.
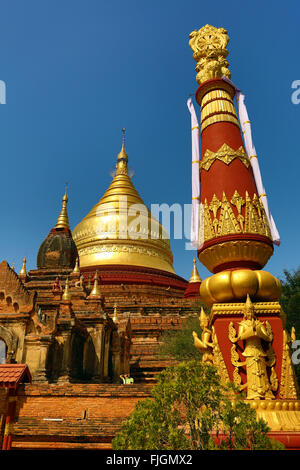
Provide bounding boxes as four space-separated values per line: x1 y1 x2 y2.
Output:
0 364 32 389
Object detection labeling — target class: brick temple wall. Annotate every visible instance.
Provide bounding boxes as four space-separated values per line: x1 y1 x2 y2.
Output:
11 383 153 449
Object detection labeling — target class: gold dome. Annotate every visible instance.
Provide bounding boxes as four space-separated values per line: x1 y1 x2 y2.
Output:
72 133 175 273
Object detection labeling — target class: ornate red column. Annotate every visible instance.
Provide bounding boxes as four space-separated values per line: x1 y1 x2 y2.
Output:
189 24 300 449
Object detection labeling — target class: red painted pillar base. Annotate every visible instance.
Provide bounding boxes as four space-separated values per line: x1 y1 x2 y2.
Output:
1 389 16 451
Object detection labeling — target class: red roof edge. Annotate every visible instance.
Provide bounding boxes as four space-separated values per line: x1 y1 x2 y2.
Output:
0 364 32 389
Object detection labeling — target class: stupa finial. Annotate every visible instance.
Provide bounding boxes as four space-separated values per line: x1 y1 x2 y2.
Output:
55 184 70 229
19 257 27 278
116 128 128 175
62 277 71 301
189 257 202 283
72 257 80 274
89 271 101 298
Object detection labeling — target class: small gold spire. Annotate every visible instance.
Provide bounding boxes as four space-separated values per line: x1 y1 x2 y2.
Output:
89 271 101 298
116 128 128 175
19 258 27 277
55 183 70 229
189 258 202 283
11 264 15 271
72 257 80 274
113 302 118 322
62 277 71 301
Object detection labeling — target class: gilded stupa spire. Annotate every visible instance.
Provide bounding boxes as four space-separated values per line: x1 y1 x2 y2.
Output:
116 128 129 176
19 258 27 278
55 183 70 230
89 271 101 298
189 257 202 283
72 257 80 274
62 277 71 301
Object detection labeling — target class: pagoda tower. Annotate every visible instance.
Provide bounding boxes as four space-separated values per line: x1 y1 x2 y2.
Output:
189 25 300 448
72 131 188 295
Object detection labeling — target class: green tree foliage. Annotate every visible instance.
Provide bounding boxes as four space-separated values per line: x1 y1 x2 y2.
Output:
280 267 300 382
158 316 203 361
280 268 300 330
112 361 284 450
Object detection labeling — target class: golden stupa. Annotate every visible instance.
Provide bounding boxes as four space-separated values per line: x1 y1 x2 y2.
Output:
73 132 175 273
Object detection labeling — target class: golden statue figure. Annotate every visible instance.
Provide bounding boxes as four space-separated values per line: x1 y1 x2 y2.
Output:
193 308 214 365
229 294 278 400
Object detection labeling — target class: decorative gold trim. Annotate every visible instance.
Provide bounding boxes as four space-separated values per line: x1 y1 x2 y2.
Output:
203 191 271 244
200 144 250 171
197 81 236 104
247 399 300 432
201 113 240 133
211 326 230 384
209 301 282 322
78 243 172 265
247 399 300 412
201 89 233 107
279 329 299 399
201 99 237 122
217 193 242 236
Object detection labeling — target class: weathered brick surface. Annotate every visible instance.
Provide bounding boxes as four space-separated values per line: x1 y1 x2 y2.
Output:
0 388 8 415
11 383 153 449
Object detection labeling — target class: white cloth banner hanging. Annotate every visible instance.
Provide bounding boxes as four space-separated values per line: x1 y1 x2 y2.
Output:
222 76 280 246
187 97 203 248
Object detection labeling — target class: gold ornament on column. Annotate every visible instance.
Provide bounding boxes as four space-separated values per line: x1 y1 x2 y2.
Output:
189 24 231 85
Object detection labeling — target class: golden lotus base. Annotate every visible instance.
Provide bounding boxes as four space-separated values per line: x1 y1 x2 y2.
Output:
246 400 300 432
200 269 281 307
198 240 273 274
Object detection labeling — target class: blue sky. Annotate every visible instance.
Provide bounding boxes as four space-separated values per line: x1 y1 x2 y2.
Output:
0 0 299 282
